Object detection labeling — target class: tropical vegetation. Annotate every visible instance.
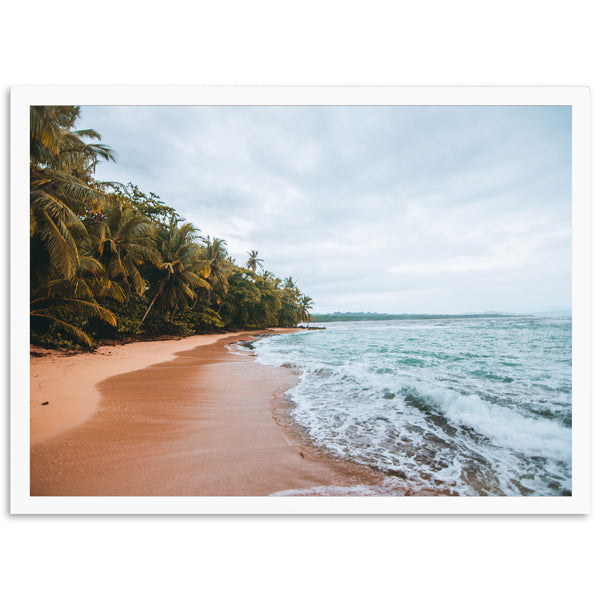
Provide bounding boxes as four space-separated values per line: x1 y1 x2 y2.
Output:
30 106 314 348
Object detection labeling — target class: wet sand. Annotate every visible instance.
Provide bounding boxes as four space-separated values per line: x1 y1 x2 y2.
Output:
30 331 383 496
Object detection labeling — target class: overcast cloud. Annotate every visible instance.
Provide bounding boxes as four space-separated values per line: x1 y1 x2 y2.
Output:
79 105 571 314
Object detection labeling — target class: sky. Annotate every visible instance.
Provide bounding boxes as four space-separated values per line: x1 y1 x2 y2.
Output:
78 105 572 314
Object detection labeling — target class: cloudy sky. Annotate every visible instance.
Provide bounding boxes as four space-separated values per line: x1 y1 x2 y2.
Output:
79 104 571 314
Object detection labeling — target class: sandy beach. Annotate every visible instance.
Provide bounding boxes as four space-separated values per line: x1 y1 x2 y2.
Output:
30 330 383 496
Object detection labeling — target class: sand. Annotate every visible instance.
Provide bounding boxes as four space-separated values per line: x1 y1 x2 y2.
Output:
30 330 383 496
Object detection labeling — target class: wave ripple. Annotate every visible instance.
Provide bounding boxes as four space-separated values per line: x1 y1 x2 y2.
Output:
252 315 572 496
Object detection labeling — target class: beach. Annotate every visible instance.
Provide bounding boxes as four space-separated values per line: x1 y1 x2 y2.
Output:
30 330 382 496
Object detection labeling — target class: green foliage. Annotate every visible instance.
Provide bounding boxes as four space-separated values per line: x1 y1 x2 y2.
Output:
30 106 314 349
140 314 195 337
173 306 224 333
31 327 90 350
106 182 179 225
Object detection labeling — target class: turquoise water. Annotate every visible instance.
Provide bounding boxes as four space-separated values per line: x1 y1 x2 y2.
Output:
251 315 572 496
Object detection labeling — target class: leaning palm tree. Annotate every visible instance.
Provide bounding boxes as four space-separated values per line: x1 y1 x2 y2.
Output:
245 249 264 273
139 218 209 325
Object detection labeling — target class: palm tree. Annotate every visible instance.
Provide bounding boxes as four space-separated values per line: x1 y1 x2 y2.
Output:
140 218 209 325
30 106 115 281
198 236 231 305
29 106 121 346
89 197 160 302
245 249 264 273
299 294 314 324
30 106 114 172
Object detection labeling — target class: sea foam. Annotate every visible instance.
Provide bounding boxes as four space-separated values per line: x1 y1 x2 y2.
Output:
251 315 572 496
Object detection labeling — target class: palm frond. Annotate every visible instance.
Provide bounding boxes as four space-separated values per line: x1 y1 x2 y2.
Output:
30 313 94 347
38 211 80 278
73 128 102 140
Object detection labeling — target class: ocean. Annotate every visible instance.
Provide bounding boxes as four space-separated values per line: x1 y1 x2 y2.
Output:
248 314 572 496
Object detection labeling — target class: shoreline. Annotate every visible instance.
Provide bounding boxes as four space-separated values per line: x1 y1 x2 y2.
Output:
30 329 386 496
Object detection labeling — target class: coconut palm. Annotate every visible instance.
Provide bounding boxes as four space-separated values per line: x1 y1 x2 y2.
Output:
283 276 297 290
30 106 114 171
299 294 314 324
245 249 264 273
30 105 115 280
89 197 160 301
198 236 231 305
140 218 210 325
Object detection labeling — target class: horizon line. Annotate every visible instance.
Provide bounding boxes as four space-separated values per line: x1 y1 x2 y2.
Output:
312 309 572 316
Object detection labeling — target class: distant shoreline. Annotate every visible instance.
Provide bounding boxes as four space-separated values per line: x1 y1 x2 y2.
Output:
312 311 571 322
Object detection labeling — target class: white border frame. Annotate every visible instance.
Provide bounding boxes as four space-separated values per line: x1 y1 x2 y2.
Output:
10 86 591 514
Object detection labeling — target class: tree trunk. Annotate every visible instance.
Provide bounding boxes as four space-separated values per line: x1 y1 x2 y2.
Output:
140 278 166 326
